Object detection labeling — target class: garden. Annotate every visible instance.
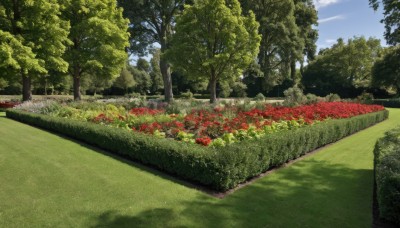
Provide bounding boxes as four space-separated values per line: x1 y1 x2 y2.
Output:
1 0 400 226
5 97 389 191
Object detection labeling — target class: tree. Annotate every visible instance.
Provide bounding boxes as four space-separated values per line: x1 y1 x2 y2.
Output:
240 0 300 93
0 0 70 101
149 49 164 94
369 0 400 45
292 0 318 77
118 0 193 102
60 0 129 100
303 37 383 96
168 0 260 103
113 67 136 94
372 46 400 94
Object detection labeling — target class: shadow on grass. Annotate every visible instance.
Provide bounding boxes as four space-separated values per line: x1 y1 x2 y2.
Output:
89 160 374 228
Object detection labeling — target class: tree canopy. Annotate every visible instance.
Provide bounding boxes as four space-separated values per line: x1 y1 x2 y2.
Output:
60 0 129 100
372 46 400 94
369 0 400 45
302 37 382 97
0 0 70 100
118 0 192 102
168 0 261 103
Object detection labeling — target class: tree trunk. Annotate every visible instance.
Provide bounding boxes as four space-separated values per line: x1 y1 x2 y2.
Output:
73 64 81 100
73 76 81 101
160 58 173 102
22 75 32 101
209 75 217 104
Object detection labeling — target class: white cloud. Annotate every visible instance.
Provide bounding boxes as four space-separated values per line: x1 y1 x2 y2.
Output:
314 0 340 9
318 15 345 24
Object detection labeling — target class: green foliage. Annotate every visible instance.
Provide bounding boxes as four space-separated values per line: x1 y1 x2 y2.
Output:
303 37 383 96
6 108 388 191
370 98 400 108
113 66 136 94
283 87 307 106
149 49 164 94
254 93 266 101
60 0 129 100
372 46 400 94
374 127 400 225
357 92 374 101
0 0 70 100
180 90 194 100
240 0 317 93
168 0 261 103
129 64 151 95
369 0 400 45
325 93 341 102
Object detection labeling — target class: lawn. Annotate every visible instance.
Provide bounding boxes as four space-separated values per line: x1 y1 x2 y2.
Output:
0 109 399 228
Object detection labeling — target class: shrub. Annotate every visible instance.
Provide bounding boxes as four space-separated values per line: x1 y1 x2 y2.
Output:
180 90 194 100
357 92 374 101
325 93 341 102
370 98 400 108
305 93 320 105
254 93 266 101
7 109 388 191
283 87 307 107
374 127 400 225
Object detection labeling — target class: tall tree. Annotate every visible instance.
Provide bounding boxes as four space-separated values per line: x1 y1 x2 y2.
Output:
168 0 261 103
240 0 299 93
60 0 129 100
369 0 400 45
0 0 70 101
149 49 164 94
372 46 400 94
118 0 190 102
113 67 136 94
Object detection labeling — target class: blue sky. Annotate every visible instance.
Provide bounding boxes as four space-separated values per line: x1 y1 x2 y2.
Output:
314 0 386 50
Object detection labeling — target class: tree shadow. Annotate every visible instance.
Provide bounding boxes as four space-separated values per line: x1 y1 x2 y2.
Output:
87 160 375 227
89 209 186 228
181 160 374 227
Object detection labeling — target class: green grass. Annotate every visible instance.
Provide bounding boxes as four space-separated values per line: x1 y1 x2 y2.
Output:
1 109 399 227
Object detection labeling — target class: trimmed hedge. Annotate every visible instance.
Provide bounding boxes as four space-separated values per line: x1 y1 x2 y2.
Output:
7 109 388 191
369 99 400 108
374 127 400 225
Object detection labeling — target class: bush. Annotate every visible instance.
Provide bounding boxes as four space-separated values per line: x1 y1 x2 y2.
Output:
357 92 374 101
254 93 266 101
283 87 307 107
305 94 320 105
180 90 194 100
325 93 341 102
370 98 400 108
374 127 400 225
7 109 388 191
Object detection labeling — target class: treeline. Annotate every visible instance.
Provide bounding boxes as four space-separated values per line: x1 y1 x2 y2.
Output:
0 0 398 102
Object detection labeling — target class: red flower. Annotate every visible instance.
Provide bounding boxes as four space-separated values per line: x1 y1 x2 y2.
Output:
196 137 212 146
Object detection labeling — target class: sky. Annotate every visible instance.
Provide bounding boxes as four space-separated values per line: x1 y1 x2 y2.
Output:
314 0 386 50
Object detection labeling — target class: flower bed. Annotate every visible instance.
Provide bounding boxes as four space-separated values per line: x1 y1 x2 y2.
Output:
62 102 384 147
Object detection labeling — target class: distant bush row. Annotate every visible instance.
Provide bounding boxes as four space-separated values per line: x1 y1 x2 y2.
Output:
369 98 400 108
374 127 400 225
7 109 388 191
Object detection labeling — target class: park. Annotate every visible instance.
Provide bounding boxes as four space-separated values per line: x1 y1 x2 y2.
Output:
0 0 399 227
